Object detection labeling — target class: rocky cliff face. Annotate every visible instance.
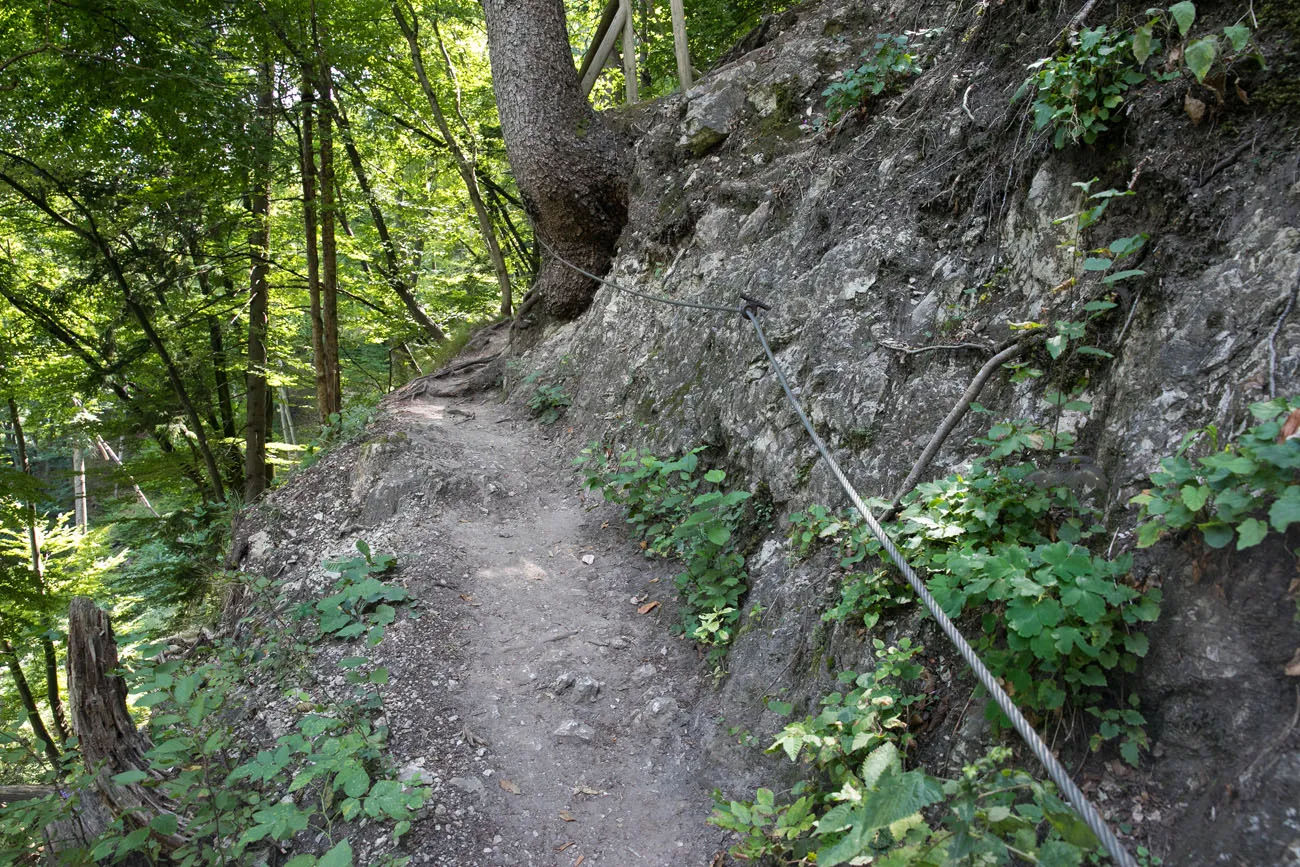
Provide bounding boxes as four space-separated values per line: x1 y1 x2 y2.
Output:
511 0 1300 862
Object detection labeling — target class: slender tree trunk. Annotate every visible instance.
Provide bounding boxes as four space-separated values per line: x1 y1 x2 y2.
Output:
317 59 342 416
1 639 60 770
6 398 71 745
246 60 274 502
395 3 514 317
330 92 446 342
72 447 86 529
481 0 631 325
299 75 330 424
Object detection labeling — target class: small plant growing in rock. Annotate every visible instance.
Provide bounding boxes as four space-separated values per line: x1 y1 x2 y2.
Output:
823 33 924 121
1018 25 1147 148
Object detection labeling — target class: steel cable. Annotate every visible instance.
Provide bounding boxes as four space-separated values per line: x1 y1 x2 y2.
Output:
537 246 1136 866
742 308 1137 867
534 236 738 314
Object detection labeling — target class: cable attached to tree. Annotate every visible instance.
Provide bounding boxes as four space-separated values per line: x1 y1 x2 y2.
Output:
540 247 1138 867
534 236 738 314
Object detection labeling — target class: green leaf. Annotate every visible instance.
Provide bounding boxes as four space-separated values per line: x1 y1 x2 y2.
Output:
1199 521 1234 549
1179 484 1211 512
112 769 150 786
1133 24 1155 63
338 656 368 669
1123 632 1150 656
1169 1 1197 36
1223 23 1251 51
1269 486 1300 531
1235 517 1268 549
149 813 180 835
766 699 793 716
318 839 353 867
1185 37 1218 82
1046 335 1068 359
705 525 731 546
284 857 318 867
1082 256 1113 271
704 469 726 483
1076 346 1115 357
1102 269 1146 284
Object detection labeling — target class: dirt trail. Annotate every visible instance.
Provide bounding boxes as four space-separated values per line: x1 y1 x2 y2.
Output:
307 389 732 866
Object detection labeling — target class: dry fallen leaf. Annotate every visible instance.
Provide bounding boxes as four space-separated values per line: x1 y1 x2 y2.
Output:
573 785 605 797
1285 648 1300 677
637 601 660 615
499 779 521 794
558 810 576 822
1235 78 1250 104
600 521 609 529
1277 409 1300 443
574 856 585 867
1184 92 1206 125
555 841 574 852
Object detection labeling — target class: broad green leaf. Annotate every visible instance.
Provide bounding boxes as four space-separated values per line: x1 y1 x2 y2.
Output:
1223 23 1251 51
1169 1 1196 36
112 769 150 785
1082 256 1113 271
1235 517 1268 549
1136 521 1164 548
318 839 353 867
1199 521 1234 549
1269 486 1300 531
704 469 726 483
1046 335 1068 359
1185 37 1218 82
1132 24 1155 63
706 525 731 545
1179 484 1211 511
149 813 180 835
1102 269 1146 284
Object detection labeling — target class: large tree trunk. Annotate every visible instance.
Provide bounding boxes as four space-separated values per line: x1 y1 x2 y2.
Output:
246 60 274 502
481 0 631 324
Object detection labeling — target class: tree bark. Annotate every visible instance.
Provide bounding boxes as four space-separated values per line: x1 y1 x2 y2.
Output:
6 397 71 745
1 638 60 770
481 0 631 325
299 75 330 425
394 3 514 318
317 53 342 417
66 598 185 855
246 59 274 502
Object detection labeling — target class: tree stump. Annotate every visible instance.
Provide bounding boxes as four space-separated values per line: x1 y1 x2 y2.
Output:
61 597 185 860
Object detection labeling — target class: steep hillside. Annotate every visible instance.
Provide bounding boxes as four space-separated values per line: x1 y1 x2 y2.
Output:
506 0 1300 863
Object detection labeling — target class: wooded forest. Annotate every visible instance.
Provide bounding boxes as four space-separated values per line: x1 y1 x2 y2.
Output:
0 0 786 850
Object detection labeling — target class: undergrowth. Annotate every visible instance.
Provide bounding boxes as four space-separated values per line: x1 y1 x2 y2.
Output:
710 640 1104 865
793 417 1161 766
0 540 423 867
576 445 751 660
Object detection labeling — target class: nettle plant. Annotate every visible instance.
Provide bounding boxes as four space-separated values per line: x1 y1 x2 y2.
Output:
1133 397 1300 551
524 354 575 425
577 445 750 657
710 641 1102 865
823 31 933 121
0 541 425 867
794 413 1161 765
1018 2 1260 147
